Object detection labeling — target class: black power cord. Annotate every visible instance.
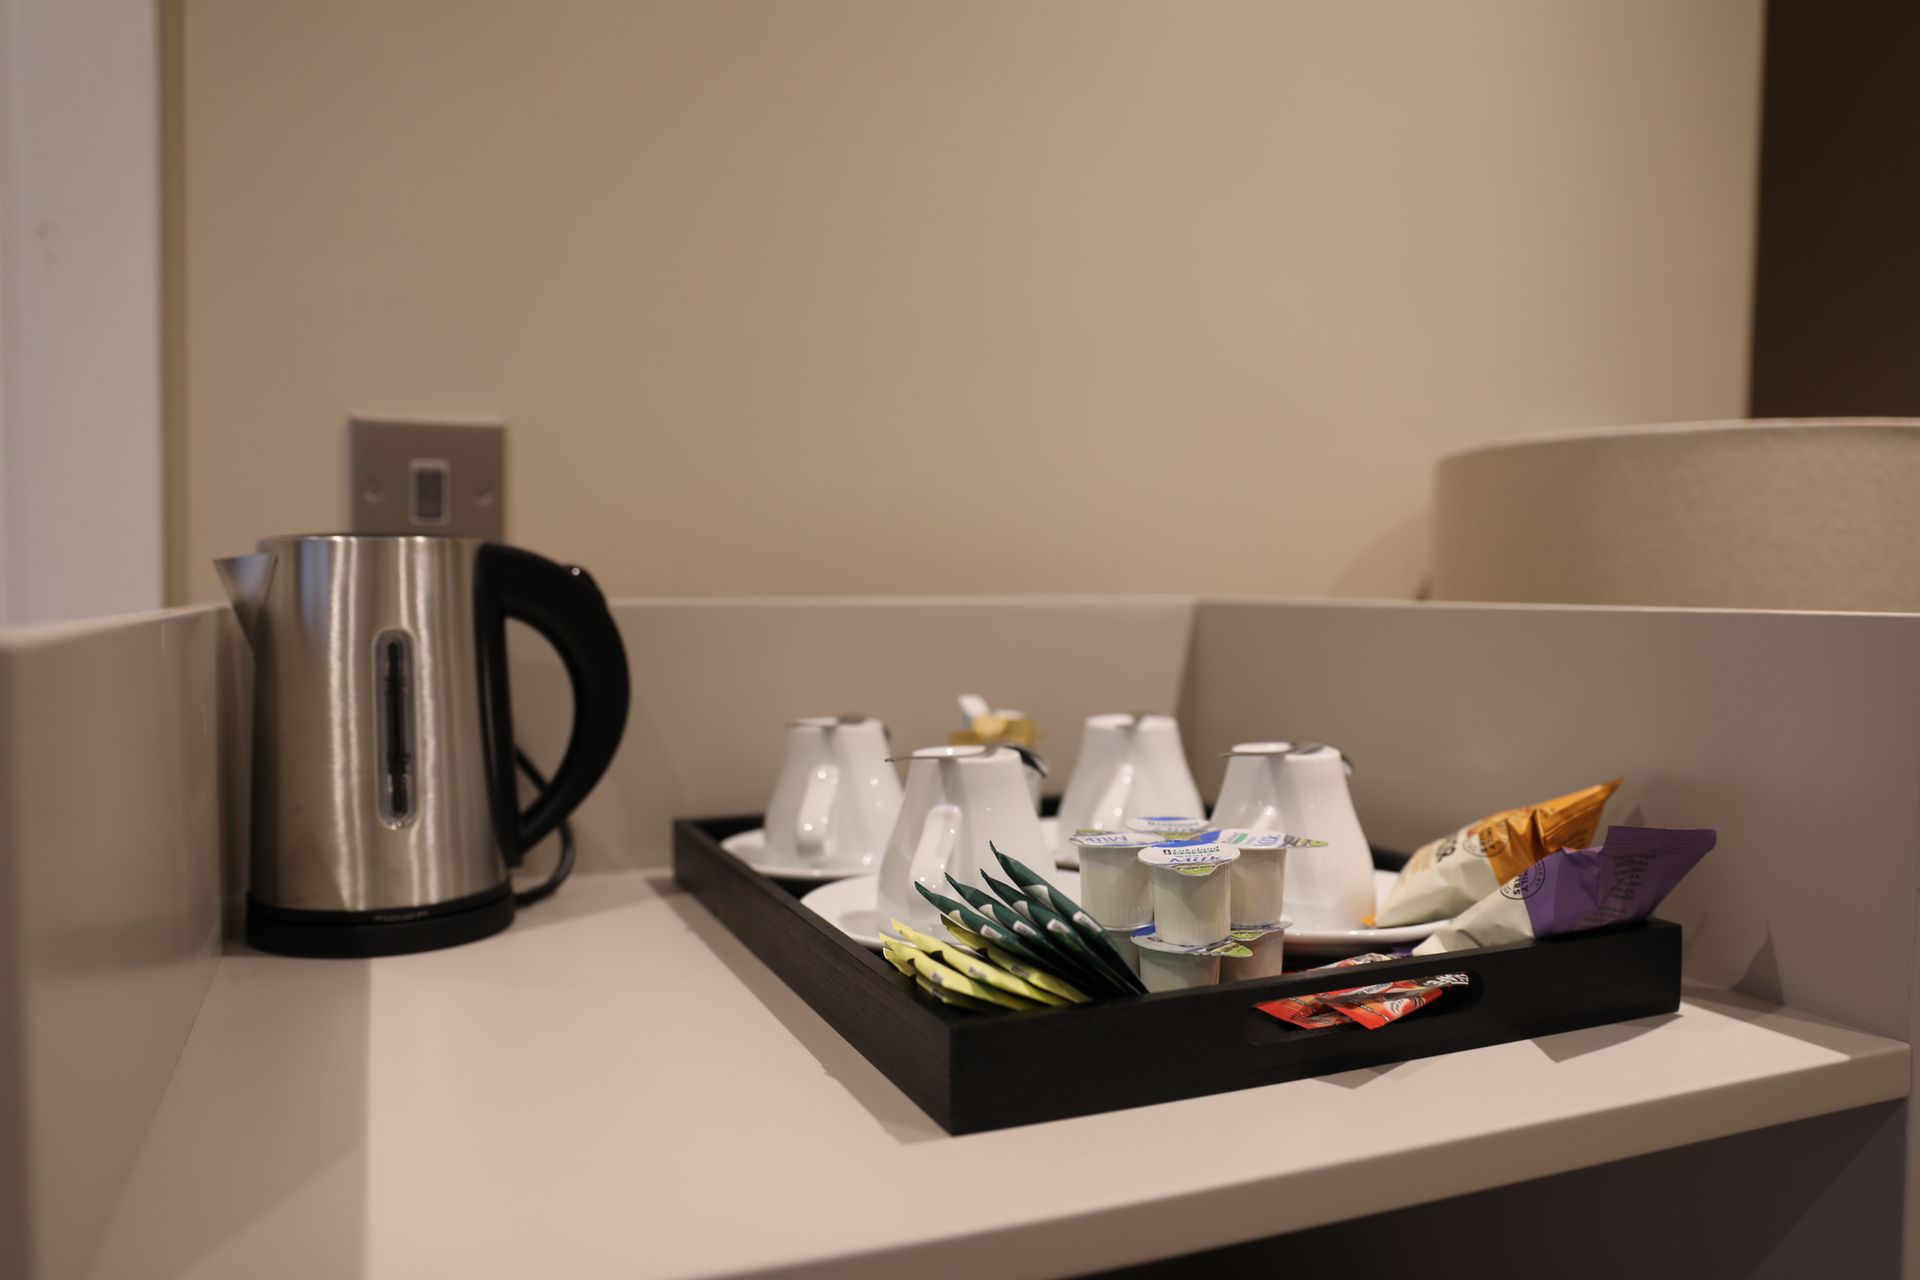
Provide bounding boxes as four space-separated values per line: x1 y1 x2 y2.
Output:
511 746 576 907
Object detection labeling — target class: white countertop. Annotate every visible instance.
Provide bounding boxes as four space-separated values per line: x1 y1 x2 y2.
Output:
88 871 1909 1280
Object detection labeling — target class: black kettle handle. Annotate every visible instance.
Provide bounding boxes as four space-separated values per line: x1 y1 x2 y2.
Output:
475 544 630 865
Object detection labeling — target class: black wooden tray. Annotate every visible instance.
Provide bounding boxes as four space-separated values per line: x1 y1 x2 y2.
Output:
673 814 1682 1134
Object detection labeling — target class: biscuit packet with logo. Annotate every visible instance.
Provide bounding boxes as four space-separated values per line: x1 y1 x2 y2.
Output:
1414 825 1714 954
1373 779 1622 927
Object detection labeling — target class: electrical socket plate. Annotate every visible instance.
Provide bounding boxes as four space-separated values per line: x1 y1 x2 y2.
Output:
349 419 504 540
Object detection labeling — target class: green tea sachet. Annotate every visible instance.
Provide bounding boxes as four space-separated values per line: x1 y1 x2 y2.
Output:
914 881 1120 998
992 844 1148 992
979 870 1039 920
983 870 1143 994
913 881 1055 972
956 876 1127 996
942 875 1005 917
931 913 1093 1003
993 843 1077 915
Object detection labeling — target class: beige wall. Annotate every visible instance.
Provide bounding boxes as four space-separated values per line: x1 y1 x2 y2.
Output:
171 0 1763 603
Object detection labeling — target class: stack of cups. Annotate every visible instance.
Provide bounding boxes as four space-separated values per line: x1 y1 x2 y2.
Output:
1214 829 1305 984
1069 816 1214 977
1217 828 1319 982
1074 814 1317 990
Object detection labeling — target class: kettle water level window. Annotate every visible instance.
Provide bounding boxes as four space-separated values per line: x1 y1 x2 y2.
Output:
376 630 417 827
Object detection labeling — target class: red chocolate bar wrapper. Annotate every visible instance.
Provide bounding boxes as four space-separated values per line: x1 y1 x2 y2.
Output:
1256 954 1465 1031
1331 984 1449 1029
1260 996 1352 1029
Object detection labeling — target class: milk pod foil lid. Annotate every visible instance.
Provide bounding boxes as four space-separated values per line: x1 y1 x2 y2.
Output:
1137 842 1239 876
1126 815 1212 838
1128 926 1251 957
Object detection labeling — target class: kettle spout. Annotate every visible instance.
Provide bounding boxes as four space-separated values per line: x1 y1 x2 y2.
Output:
214 552 275 646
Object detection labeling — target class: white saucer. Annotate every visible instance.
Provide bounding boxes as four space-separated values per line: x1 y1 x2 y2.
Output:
801 864 1084 951
1284 869 1451 957
725 817 1061 884
718 829 879 883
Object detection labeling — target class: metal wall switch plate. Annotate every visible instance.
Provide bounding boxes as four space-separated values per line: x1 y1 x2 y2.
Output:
349 419 504 540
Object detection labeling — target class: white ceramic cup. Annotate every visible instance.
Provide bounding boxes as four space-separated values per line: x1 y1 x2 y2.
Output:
1055 713 1204 868
762 716 903 872
1210 743 1374 930
1209 740 1296 830
876 745 1049 934
1007 744 1048 811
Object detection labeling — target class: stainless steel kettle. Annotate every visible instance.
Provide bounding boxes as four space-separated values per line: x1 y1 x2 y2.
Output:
217 534 630 957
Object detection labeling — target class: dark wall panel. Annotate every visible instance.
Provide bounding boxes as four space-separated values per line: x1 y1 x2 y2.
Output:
1091 1102 1905 1280
1750 0 1920 415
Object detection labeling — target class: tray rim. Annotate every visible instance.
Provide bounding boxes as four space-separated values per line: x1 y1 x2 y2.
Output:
673 813 1682 1133
679 811 1663 1016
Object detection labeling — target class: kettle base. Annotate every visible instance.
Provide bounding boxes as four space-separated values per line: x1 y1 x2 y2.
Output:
245 883 516 959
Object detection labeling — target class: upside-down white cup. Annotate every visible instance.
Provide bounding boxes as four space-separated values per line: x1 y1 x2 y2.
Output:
875 746 1048 934
1209 741 1296 830
763 716 903 872
1211 743 1374 930
1270 745 1374 930
1055 713 1204 868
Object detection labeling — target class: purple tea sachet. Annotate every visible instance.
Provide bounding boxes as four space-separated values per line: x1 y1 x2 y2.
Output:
1412 825 1716 955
